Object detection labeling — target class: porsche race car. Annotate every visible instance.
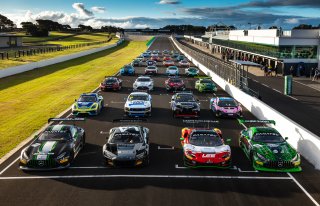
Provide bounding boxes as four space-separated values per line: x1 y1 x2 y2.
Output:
72 93 104 116
124 92 152 117
170 92 200 118
210 97 242 118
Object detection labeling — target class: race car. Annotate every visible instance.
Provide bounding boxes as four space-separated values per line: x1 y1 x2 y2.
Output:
146 60 157 67
170 92 200 118
72 93 104 116
163 60 175 67
142 52 150 58
165 76 185 91
178 60 190 68
175 55 185 62
180 123 231 168
133 76 154 91
150 55 161 62
103 124 150 167
120 65 135 76
210 97 242 118
195 78 217 93
19 118 86 170
124 92 152 117
153 50 160 54
131 59 142 67
171 50 179 55
238 119 301 172
171 53 179 59
163 56 172 61
145 66 158 75
162 50 170 55
185 67 199 77
166 66 179 76
100 76 123 91
146 50 152 54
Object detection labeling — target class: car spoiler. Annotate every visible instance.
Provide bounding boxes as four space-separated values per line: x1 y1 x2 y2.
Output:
48 118 85 124
183 119 219 128
112 118 148 123
238 119 276 129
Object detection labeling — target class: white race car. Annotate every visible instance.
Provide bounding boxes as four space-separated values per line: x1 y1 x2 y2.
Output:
178 60 190 67
145 66 158 75
133 76 154 91
124 92 152 117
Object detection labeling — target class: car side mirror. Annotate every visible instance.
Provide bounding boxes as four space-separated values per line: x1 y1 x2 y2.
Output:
285 137 288 140
180 137 185 141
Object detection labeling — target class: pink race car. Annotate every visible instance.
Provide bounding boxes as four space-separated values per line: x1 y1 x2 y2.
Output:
210 97 242 118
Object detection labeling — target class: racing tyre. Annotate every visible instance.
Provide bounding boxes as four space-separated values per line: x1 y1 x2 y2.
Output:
81 133 86 149
142 154 150 167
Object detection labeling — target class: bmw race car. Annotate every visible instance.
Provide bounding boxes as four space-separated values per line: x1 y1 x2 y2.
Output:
19 118 86 170
124 92 152 117
238 119 301 172
100 76 123 91
178 60 190 68
166 66 179 76
103 123 150 167
180 120 231 168
210 97 242 118
163 60 175 67
72 93 104 116
165 76 185 91
195 78 217 93
185 67 199 77
120 65 135 76
133 76 154 91
170 92 200 118
145 66 158 75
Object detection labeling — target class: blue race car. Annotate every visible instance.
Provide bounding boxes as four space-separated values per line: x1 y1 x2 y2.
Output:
72 93 104 116
120 65 135 76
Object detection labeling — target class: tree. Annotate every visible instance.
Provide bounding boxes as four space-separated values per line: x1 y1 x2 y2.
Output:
0 14 14 31
293 24 313 30
269 26 278 29
78 24 92 31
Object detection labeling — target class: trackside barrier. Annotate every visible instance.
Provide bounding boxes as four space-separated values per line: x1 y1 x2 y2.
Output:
171 36 320 170
0 38 124 79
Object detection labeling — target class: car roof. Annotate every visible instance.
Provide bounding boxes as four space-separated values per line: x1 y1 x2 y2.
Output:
80 93 97 97
137 76 151 79
46 124 72 132
251 127 278 135
218 97 234 101
130 92 149 95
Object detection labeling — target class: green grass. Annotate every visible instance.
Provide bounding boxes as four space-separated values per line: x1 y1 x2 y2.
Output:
0 40 148 158
23 31 77 43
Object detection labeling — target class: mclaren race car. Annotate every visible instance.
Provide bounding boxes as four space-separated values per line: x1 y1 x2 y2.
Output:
100 76 123 91
210 97 242 118
124 92 152 117
72 93 104 116
170 92 200 118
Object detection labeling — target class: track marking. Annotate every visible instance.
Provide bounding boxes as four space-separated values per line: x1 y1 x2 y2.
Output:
237 167 259 173
199 99 208 102
287 172 320 206
272 88 282 94
0 157 19 176
262 83 270 88
175 164 188 169
287 95 298 101
157 146 174 150
69 166 106 169
100 131 109 135
110 101 125 104
293 80 320 92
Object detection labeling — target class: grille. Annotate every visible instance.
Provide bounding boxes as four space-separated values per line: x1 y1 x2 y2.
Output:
113 160 136 167
265 160 293 169
27 159 58 168
137 86 149 90
130 108 146 111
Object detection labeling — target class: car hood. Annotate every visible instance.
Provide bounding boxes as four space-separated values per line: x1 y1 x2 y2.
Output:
254 142 297 161
135 81 152 86
25 140 70 159
176 102 198 108
184 144 230 153
106 143 145 160
76 102 95 108
126 100 151 108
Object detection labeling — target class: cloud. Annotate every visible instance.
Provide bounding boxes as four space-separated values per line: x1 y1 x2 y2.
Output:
91 6 106 13
72 3 93 17
240 0 320 8
284 18 300 24
157 0 181 5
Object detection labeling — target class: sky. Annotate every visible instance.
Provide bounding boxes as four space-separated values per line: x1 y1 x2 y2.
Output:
1 0 320 29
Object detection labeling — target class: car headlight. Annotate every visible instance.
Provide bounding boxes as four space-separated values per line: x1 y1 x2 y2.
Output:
104 150 116 158
21 149 29 160
145 107 151 111
291 154 300 166
57 152 67 160
91 104 98 109
256 153 267 161
57 152 70 163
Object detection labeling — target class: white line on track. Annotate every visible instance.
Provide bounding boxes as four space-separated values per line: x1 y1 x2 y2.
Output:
287 95 298 101
100 131 109 135
69 166 106 169
175 164 187 169
262 83 270 88
0 157 19 175
272 88 282 94
199 99 208 102
237 167 259 173
157 146 175 150
293 80 320 92
110 101 125 104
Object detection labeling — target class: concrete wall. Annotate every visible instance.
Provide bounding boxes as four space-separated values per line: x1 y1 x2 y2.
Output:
171 36 320 170
291 30 320 38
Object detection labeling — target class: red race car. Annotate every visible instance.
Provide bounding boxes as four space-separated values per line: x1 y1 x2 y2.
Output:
100 76 123 91
151 55 161 62
163 56 172 61
165 77 185 91
180 125 231 168
163 60 175 66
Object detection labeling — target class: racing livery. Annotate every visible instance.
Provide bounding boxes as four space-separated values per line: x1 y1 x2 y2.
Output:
72 93 104 116
176 55 185 62
195 78 217 93
238 119 302 172
178 60 190 68
100 76 123 91
210 97 242 118
166 66 179 76
145 66 158 75
163 60 175 67
124 92 152 117
185 67 199 77
150 55 161 62
170 92 200 118
165 77 185 91
120 65 135 76
133 76 154 91
103 124 150 167
146 60 156 67
131 59 142 67
19 118 86 170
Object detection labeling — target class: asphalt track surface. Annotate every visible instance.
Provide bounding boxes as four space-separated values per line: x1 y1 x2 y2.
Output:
1 37 320 206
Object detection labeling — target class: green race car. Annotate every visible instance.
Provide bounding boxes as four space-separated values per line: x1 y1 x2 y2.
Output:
195 78 217 93
238 119 301 172
185 67 199 77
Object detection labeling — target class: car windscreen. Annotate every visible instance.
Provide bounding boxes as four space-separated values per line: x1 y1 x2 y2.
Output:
218 99 237 107
137 78 151 82
175 94 195 102
189 68 197 72
253 133 285 143
168 67 177 70
105 78 116 83
110 133 142 144
129 95 148 101
189 132 223 147
201 79 213 84
147 66 156 70
79 95 97 102
38 131 72 141
124 65 132 69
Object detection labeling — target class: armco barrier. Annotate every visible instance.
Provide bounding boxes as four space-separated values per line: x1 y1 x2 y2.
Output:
171 36 320 170
0 39 124 79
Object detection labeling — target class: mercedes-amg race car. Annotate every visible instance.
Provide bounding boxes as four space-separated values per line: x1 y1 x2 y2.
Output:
120 65 135 76
133 76 154 91
195 78 217 93
19 118 86 170
170 92 200 118
185 67 199 77
145 66 158 75
178 60 190 68
100 76 123 91
166 66 179 76
210 97 242 118
124 92 152 117
165 76 185 91
103 123 150 167
180 121 231 168
238 119 301 172
163 60 175 67
72 93 104 116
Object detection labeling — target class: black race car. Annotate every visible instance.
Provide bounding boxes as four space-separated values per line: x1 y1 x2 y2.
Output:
19 118 86 170
170 92 200 118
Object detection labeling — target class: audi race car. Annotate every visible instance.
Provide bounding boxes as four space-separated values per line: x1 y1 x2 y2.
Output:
124 92 152 117
180 121 231 168
72 93 104 116
145 66 158 75
178 60 190 68
19 118 86 170
195 78 217 93
100 76 123 91
170 92 200 118
163 60 175 67
210 97 242 118
238 119 301 172
120 65 135 76
103 124 150 167
133 76 154 91
165 76 185 91
166 66 179 76
185 67 199 77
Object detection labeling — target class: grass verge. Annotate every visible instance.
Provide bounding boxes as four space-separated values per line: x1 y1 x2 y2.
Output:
0 40 148 158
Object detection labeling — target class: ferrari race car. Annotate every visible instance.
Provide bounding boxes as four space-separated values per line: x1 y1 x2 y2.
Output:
124 92 152 117
166 66 179 76
133 76 154 91
195 78 217 93
100 76 123 91
19 118 86 170
180 121 231 168
72 93 104 116
178 60 190 68
170 92 200 118
185 67 199 77
163 60 175 67
210 97 242 118
103 123 150 167
238 119 301 172
165 76 185 91
120 65 135 76
145 66 158 75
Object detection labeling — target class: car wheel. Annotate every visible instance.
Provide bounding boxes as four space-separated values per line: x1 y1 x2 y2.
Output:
216 111 221 118
173 111 177 118
142 154 150 167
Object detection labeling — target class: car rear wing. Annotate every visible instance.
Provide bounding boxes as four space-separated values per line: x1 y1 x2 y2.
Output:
238 119 276 129
112 118 148 123
48 118 85 125
183 119 219 128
